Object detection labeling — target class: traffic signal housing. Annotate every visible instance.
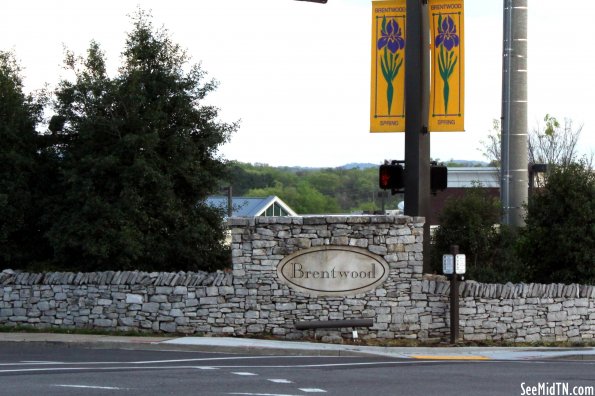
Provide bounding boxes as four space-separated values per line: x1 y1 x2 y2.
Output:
379 163 404 193
430 164 448 193
379 161 446 195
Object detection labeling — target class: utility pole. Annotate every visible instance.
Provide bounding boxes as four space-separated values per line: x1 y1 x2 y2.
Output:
501 0 528 226
404 0 431 272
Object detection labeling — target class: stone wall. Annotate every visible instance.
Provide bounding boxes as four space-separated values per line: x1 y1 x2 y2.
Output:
424 279 595 342
1 215 594 342
0 269 235 334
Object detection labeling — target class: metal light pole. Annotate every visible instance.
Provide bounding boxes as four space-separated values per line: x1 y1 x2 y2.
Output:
404 0 431 272
501 0 528 227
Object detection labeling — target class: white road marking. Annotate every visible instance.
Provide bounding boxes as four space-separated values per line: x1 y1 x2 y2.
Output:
0 359 584 375
0 355 331 367
1 367 93 374
267 379 293 384
0 360 426 370
194 366 218 370
228 393 301 396
232 372 258 376
129 356 325 364
19 361 64 364
54 384 126 390
299 389 327 393
0 365 231 374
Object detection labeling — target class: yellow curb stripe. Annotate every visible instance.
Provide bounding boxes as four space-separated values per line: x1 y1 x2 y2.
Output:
411 355 491 361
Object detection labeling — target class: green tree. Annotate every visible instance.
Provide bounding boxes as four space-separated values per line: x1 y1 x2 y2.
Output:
519 160 594 284
246 180 340 214
227 162 275 195
304 171 342 197
431 185 499 271
0 51 51 267
430 185 525 282
227 163 400 214
48 11 237 271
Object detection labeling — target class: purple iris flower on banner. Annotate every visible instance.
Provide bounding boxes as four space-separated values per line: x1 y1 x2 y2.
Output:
377 16 405 116
435 14 459 114
378 18 405 54
435 15 460 51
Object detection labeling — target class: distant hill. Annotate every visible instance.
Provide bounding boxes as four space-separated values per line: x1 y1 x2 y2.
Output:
237 160 489 171
339 163 377 170
443 160 490 167
339 160 489 169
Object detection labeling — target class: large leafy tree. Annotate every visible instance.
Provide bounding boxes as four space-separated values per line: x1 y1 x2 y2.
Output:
0 51 51 267
49 12 236 271
430 185 526 282
431 186 499 273
519 160 594 284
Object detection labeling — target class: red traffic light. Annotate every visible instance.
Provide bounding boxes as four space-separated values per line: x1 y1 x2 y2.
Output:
379 164 404 191
379 165 391 189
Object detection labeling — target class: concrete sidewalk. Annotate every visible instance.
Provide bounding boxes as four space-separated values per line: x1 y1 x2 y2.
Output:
161 337 595 361
1 332 594 361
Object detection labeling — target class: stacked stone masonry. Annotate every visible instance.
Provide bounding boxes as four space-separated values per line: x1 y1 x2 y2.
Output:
1 215 593 342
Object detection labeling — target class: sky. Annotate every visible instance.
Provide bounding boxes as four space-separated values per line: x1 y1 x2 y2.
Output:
2 0 594 168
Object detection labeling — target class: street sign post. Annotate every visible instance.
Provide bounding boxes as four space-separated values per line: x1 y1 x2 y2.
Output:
444 245 466 344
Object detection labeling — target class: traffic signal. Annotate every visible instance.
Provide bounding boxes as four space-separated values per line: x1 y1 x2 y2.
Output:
430 164 448 192
379 163 404 192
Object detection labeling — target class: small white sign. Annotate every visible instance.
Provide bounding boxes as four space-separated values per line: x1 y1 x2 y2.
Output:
442 254 454 275
455 254 466 274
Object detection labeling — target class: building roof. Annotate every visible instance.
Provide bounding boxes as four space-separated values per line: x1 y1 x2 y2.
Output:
205 195 298 217
447 167 499 188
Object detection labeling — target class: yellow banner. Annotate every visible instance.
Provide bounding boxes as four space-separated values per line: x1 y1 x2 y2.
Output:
370 0 407 133
428 0 465 131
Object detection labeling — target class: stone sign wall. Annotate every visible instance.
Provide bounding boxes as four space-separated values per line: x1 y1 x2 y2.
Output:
229 215 426 339
1 215 594 342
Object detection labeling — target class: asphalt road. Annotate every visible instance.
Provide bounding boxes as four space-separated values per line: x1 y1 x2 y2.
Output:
0 343 593 396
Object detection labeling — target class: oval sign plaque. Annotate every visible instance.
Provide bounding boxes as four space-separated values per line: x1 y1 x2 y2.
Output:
276 246 390 296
